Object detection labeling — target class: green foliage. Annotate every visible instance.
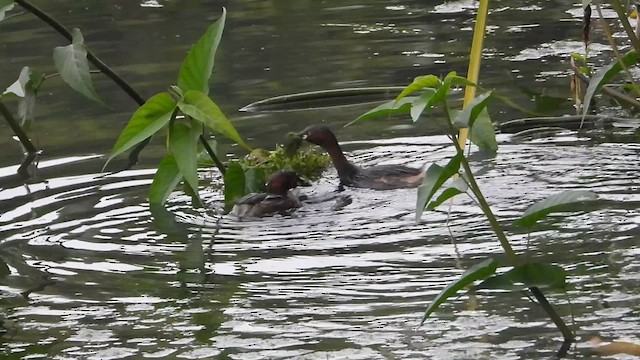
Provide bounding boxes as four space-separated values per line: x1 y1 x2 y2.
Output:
168 122 202 203
415 152 463 223
425 177 468 211
106 92 177 168
105 8 252 207
149 154 182 205
178 8 226 95
237 145 330 182
475 262 567 292
347 96 417 126
421 258 497 325
514 190 598 228
177 90 250 150
53 28 104 105
223 162 246 207
582 50 638 116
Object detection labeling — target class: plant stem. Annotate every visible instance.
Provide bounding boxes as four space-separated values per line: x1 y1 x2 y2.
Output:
0 101 38 154
200 134 226 175
442 104 575 343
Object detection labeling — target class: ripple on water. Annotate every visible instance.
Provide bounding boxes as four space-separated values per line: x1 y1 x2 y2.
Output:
0 134 638 358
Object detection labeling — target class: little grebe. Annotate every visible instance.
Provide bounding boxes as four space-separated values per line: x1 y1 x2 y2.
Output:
298 125 425 190
231 171 305 217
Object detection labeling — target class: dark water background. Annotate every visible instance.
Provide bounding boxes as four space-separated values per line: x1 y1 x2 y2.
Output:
0 0 639 359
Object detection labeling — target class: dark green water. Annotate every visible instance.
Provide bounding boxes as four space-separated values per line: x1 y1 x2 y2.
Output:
0 1 638 359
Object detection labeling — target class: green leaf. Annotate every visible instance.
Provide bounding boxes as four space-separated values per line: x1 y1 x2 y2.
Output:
178 8 226 95
415 152 463 223
583 51 637 115
421 258 497 325
346 96 416 126
178 90 250 150
105 92 177 169
3 66 30 98
452 91 493 129
410 89 436 122
224 162 246 208
475 262 567 292
469 108 497 151
244 167 266 193
0 0 14 22
395 75 440 104
169 122 202 203
514 190 598 228
149 154 182 205
53 28 104 104
426 177 468 210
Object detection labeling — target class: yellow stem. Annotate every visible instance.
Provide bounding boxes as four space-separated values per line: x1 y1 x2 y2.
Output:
459 0 490 147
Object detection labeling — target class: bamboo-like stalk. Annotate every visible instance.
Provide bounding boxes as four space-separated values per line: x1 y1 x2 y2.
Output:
458 0 490 148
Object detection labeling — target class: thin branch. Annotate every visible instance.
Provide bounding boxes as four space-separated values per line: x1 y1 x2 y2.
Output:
571 63 640 109
0 101 38 154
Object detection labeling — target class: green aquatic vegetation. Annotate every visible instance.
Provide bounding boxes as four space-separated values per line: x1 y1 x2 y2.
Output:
237 145 330 182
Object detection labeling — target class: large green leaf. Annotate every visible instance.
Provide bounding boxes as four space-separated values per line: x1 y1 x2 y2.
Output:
395 75 440 104
421 258 497 325
178 90 250 150
452 91 493 129
149 154 182 205
475 262 567 292
582 50 637 115
410 89 436 122
224 162 246 208
469 108 497 151
514 190 598 228
346 96 416 126
178 8 226 95
53 28 103 104
415 152 463 222
426 177 468 210
105 92 177 168
169 122 202 203
0 0 14 22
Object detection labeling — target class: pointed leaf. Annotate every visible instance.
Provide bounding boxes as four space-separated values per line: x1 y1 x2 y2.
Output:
583 51 637 115
149 154 182 205
410 89 436 122
426 177 468 210
514 190 598 228
178 8 226 95
178 90 250 150
53 28 104 104
105 92 176 168
395 75 440 104
0 0 14 22
169 122 202 203
224 162 246 207
3 66 30 98
346 96 416 126
421 258 497 325
416 152 463 222
452 91 493 129
475 262 567 292
469 108 497 151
